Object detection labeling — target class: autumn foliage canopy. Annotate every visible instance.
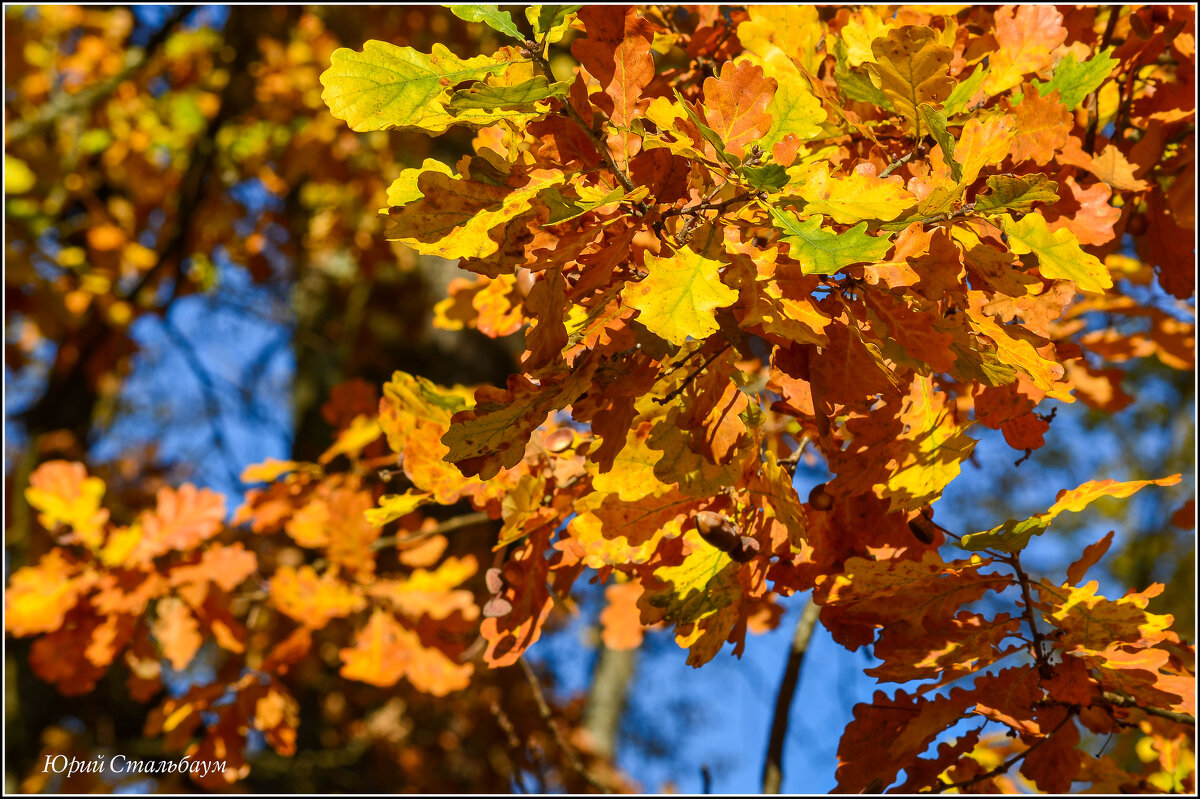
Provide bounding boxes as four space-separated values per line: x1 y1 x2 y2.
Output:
4 4 1197 794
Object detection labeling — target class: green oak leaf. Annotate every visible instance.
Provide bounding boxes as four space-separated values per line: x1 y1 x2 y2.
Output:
770 208 893 275
741 164 788 192
960 474 1181 553
449 5 524 40
526 5 581 42
942 65 986 116
918 103 962 182
320 41 530 133
1002 212 1112 293
447 76 568 111
974 174 1059 214
1031 48 1118 111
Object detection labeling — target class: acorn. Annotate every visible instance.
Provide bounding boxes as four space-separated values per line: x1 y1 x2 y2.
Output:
907 506 940 545
729 535 762 563
808 483 834 511
695 510 740 553
544 428 574 453
483 596 513 618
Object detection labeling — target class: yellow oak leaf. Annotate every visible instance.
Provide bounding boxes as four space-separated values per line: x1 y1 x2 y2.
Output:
622 245 738 346
269 565 366 629
4 550 84 637
794 162 914 224
1002 212 1113 294
25 460 109 549
876 376 978 513
866 26 956 135
321 41 539 134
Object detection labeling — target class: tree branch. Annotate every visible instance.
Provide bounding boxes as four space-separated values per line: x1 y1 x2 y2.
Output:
1102 691 1196 726
762 599 822 793
930 712 1074 793
519 657 615 793
524 42 636 195
1007 553 1053 679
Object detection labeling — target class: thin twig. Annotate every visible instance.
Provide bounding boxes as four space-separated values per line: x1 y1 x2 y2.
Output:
654 343 733 405
159 317 244 489
1102 691 1196 726
1007 554 1053 679
489 701 531 793
762 599 822 793
519 657 615 794
524 42 636 194
929 712 1075 793
660 192 757 220
371 511 492 550
879 148 917 179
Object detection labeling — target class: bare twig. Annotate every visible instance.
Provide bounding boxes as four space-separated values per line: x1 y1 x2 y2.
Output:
371 511 492 550
1007 554 1053 679
879 148 917 179
654 343 733 405
1102 691 1196 726
762 599 822 793
660 192 757 220
519 657 615 793
524 43 636 195
159 317 244 489
929 712 1075 793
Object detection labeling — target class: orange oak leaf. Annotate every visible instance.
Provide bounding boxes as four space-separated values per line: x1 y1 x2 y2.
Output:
600 580 646 650
1036 579 1174 652
835 686 976 792
1065 530 1115 586
1019 706 1082 793
139 483 226 558
30 609 110 696
339 608 472 696
1009 85 1073 165
153 596 203 671
4 549 85 637
702 60 775 158
168 543 258 594
268 565 366 629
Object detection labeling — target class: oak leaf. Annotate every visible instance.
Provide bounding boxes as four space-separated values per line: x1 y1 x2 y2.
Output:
340 609 472 695
25 460 109 548
702 60 775 158
320 41 536 133
770 209 893 275
621 245 738 346
866 26 956 135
